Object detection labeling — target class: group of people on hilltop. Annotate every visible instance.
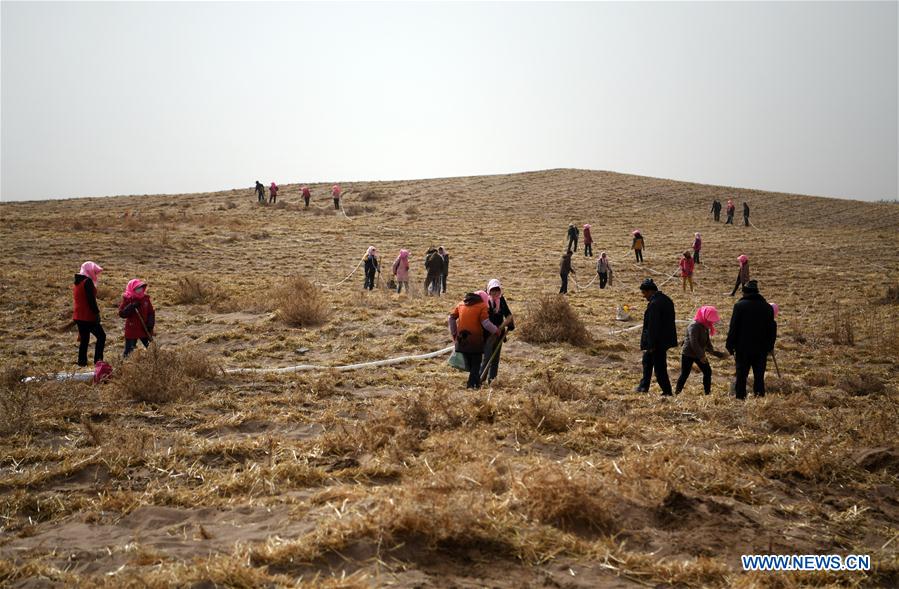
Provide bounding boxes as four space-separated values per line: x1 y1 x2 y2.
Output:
710 198 750 226
636 276 777 399
253 182 342 209
361 246 449 295
70 261 156 371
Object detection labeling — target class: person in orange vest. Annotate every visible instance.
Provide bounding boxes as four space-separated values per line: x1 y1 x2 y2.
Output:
448 292 499 388
72 261 106 367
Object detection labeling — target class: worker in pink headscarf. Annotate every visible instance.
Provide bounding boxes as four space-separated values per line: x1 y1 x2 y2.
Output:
725 199 736 224
679 251 695 293
692 232 702 265
730 254 750 296
118 279 155 356
583 224 593 257
480 278 515 383
392 249 410 294
332 184 342 210
631 230 645 263
301 186 311 208
72 261 106 367
675 305 723 395
269 182 278 204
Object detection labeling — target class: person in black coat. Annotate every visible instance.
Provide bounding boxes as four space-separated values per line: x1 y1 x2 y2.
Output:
742 201 750 227
438 246 449 293
725 280 777 399
566 223 579 252
636 278 677 396
480 278 515 383
711 199 722 222
254 181 265 203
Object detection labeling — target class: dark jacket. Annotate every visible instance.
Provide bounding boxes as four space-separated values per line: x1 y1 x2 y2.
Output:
681 320 714 360
640 291 677 351
487 296 515 331
441 253 449 276
743 203 750 217
364 254 379 273
711 200 722 213
72 274 100 322
725 293 776 355
560 254 575 275
567 226 579 240
424 251 443 278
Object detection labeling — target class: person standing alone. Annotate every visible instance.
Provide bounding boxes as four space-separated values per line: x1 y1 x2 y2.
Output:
726 280 777 399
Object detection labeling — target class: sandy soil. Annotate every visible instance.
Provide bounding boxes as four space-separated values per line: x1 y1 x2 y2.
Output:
1 169 897 587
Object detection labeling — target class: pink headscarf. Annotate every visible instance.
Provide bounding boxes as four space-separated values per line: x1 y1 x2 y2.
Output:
332 184 341 197
770 303 779 318
694 232 701 239
693 305 720 336
632 229 642 236
79 261 103 283
399 249 409 260
486 278 502 310
738 254 748 266
123 278 147 300
474 290 489 305
270 182 277 189
584 224 591 230
366 246 376 257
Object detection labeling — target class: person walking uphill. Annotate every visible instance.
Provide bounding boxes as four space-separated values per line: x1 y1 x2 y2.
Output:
726 281 777 399
448 292 499 389
743 201 750 227
119 279 155 356
597 252 613 289
481 278 515 383
567 223 579 253
302 186 311 208
730 254 751 296
692 232 702 265
72 261 106 367
332 184 342 210
392 249 411 294
679 251 695 293
255 181 265 204
711 199 722 222
635 278 677 396
675 306 722 395
583 224 594 257
363 246 380 291
269 182 279 204
559 250 575 294
725 199 735 224
632 230 645 263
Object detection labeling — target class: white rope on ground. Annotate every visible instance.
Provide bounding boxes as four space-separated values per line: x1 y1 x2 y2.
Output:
656 267 682 288
608 319 691 336
225 345 454 374
30 345 457 382
317 258 364 289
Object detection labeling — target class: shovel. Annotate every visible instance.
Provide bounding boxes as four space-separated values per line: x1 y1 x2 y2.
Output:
479 316 513 384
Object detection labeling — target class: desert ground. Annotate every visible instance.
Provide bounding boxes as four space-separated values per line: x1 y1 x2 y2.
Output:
1 168 897 588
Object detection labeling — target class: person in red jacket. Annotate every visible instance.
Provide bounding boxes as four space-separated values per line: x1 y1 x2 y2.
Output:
119 279 156 357
269 182 279 204
583 223 593 257
72 261 106 367
679 251 695 293
332 184 341 210
301 186 311 208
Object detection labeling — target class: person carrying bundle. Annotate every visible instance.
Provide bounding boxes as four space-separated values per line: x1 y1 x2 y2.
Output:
632 229 645 263
72 261 106 367
392 249 411 294
725 199 735 224
692 232 702 264
730 254 750 296
674 305 723 395
448 292 499 389
119 279 155 356
567 223 579 253
559 250 575 294
679 251 695 293
583 223 594 257
480 278 515 384
363 246 380 291
596 252 612 289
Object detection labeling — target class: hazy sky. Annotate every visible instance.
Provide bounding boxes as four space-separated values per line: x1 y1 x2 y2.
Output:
2 1 896 202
